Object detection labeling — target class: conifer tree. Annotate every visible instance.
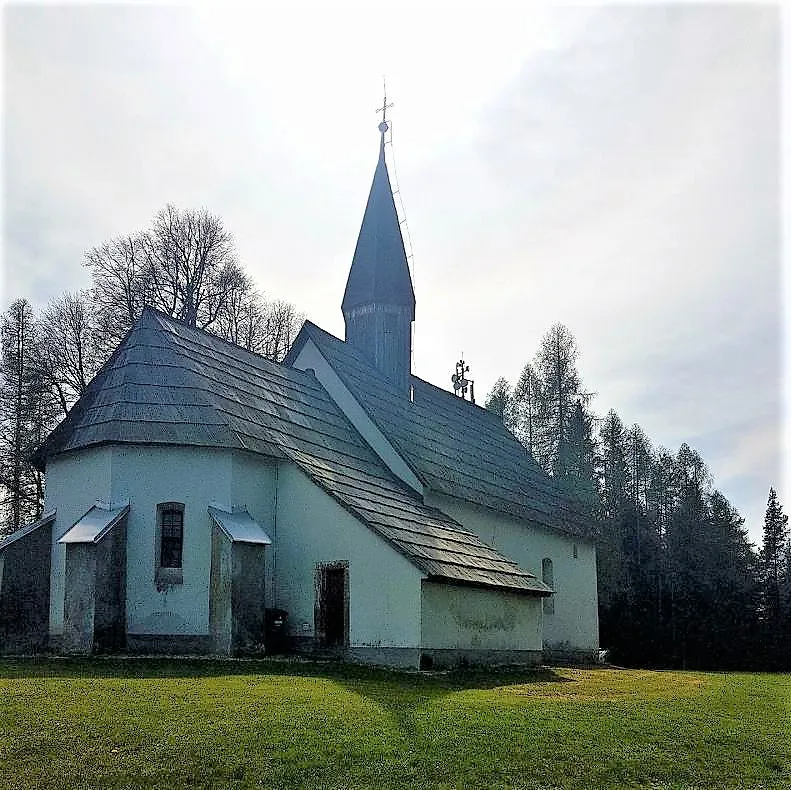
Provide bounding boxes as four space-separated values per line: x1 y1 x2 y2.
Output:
513 362 542 456
596 410 633 650
484 377 517 433
703 490 759 666
760 488 789 667
644 448 678 663
531 323 586 476
665 443 710 668
559 399 599 523
599 410 629 521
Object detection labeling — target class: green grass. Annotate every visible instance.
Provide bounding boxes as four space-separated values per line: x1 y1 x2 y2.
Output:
0 659 788 789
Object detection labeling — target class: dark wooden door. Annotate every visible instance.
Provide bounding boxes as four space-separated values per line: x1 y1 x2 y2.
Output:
322 567 346 647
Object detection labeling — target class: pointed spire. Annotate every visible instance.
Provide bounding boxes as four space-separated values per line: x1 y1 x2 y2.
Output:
341 92 414 319
341 91 415 393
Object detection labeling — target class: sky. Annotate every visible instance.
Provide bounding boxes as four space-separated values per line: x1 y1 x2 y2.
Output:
1 3 785 544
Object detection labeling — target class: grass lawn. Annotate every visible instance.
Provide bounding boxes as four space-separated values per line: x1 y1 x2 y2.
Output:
0 659 788 790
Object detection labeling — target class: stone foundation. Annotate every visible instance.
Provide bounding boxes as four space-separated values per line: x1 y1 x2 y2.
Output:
419 648 543 669
543 645 601 665
125 634 214 654
284 637 544 670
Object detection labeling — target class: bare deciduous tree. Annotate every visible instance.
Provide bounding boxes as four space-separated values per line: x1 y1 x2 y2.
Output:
86 234 149 352
141 204 246 330
259 299 304 362
84 205 300 358
37 291 100 416
2 205 303 536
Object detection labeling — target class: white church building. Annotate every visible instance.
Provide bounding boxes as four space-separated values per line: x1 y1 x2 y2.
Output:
0 120 599 668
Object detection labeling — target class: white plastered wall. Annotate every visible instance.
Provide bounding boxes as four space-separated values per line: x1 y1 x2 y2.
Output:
230 451 277 605
421 582 542 650
44 446 113 635
110 445 231 636
426 493 599 653
275 463 424 647
45 444 276 638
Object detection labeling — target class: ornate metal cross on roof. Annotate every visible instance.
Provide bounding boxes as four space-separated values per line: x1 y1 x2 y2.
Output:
452 357 475 403
377 78 393 134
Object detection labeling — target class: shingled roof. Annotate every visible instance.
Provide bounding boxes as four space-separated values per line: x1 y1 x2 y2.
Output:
33 309 548 595
286 321 591 537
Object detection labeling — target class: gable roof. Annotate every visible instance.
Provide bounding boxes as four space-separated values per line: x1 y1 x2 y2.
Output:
341 135 415 318
34 309 548 595
286 321 590 537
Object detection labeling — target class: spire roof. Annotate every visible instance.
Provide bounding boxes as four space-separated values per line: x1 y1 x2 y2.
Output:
341 127 415 318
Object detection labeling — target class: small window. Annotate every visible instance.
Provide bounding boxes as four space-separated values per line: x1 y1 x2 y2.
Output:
160 507 184 568
573 543 578 559
542 557 554 615
156 503 184 586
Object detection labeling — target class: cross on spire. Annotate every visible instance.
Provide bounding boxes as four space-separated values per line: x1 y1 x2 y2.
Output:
377 77 393 134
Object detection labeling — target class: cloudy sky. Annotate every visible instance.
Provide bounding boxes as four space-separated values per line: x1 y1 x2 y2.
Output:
1 4 785 543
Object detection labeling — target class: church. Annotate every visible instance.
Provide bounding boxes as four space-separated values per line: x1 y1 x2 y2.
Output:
0 116 599 668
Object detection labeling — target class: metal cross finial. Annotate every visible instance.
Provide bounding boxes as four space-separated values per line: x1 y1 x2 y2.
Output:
451 357 475 402
377 77 393 134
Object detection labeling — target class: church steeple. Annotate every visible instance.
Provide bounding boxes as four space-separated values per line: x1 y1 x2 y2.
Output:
342 94 415 395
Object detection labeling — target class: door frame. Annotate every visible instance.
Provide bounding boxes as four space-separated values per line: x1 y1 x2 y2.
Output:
314 560 349 648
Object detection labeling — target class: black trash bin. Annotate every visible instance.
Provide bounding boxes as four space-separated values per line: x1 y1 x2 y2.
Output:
265 608 289 655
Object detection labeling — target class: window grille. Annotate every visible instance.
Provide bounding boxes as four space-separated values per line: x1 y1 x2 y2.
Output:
159 505 184 569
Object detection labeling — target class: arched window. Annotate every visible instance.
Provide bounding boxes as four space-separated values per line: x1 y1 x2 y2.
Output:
542 557 554 615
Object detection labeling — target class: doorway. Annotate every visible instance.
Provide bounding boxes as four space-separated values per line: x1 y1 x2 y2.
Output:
316 562 348 648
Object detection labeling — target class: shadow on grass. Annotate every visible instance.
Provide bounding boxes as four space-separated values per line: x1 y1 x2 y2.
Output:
0 655 574 747
0 654 572 693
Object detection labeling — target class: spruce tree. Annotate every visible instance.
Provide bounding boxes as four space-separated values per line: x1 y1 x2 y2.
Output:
560 399 599 523
596 410 632 656
484 377 517 433
665 444 710 668
760 488 789 667
704 490 759 667
513 362 542 456
531 323 586 476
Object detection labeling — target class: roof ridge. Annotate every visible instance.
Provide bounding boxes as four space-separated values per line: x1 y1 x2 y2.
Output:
410 374 503 420
148 308 315 385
